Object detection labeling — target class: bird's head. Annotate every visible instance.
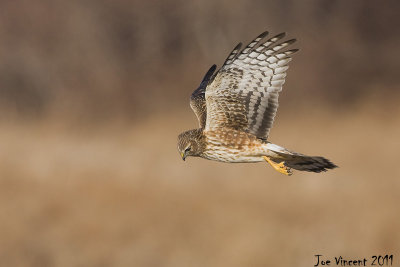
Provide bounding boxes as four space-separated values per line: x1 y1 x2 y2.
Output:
177 129 203 161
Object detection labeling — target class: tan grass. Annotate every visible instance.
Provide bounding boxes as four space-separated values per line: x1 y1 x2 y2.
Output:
0 105 399 267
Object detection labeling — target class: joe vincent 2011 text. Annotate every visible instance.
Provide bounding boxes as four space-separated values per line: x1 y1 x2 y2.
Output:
314 255 367 266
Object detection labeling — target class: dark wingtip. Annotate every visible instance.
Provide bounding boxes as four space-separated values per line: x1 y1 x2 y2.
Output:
275 32 286 39
285 38 297 45
205 64 217 80
198 64 217 89
258 31 269 39
209 64 217 73
233 42 242 51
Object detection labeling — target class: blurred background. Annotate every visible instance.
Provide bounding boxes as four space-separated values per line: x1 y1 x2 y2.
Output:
0 0 399 266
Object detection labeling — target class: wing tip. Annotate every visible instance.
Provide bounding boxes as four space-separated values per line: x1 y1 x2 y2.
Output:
275 32 286 39
202 64 217 81
258 31 269 39
195 64 218 95
234 42 243 51
285 38 297 45
209 64 217 72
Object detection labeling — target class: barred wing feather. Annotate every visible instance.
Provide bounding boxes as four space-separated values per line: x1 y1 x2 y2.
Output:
205 31 298 139
190 64 216 128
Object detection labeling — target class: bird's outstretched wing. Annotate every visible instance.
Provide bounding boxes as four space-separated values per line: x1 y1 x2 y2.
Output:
190 64 216 128
205 31 298 140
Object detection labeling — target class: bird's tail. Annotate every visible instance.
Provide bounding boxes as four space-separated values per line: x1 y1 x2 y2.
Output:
265 143 337 174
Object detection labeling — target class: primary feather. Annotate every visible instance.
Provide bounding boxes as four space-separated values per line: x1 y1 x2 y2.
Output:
204 32 298 140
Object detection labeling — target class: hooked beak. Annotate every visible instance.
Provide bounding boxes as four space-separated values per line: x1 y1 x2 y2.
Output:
180 152 186 161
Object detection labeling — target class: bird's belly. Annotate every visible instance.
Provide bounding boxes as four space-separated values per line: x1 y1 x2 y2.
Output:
202 146 265 163
202 130 267 163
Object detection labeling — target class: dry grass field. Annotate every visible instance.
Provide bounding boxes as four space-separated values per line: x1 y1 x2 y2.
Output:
0 99 399 267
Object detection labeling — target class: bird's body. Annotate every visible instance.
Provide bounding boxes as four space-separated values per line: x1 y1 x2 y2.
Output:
177 31 337 175
202 129 265 163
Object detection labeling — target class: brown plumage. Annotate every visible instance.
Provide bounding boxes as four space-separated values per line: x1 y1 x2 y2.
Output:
177 31 337 175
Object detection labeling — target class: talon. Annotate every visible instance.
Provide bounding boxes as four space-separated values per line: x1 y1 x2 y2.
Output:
263 156 292 176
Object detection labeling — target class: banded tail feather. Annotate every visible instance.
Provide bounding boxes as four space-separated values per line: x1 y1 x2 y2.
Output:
266 143 337 173
284 155 337 173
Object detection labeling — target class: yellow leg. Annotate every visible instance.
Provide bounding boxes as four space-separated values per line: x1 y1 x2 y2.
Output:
262 156 292 176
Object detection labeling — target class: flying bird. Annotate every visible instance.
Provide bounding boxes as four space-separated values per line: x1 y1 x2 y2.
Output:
177 31 337 175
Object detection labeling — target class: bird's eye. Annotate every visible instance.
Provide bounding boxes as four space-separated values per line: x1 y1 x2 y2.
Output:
185 146 191 152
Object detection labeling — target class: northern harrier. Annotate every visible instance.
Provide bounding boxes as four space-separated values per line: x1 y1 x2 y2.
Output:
177 31 337 175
